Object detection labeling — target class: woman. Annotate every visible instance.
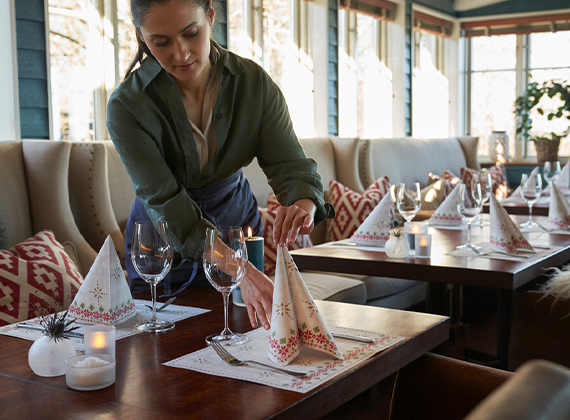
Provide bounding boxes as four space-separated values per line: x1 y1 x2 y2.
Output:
107 0 334 330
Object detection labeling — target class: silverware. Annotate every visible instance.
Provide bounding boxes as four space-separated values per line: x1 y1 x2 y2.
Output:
145 296 177 312
536 222 556 232
467 245 530 259
331 332 375 343
209 341 307 379
331 242 359 246
16 323 84 338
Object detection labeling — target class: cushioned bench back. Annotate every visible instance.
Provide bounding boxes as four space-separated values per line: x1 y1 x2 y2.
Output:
359 137 478 188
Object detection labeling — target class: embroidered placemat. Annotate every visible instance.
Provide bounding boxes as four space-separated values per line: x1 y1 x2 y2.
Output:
318 239 386 252
0 300 209 350
164 326 405 394
448 243 559 261
521 226 570 235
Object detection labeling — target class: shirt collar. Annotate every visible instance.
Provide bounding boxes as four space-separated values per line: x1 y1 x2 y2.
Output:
137 40 245 91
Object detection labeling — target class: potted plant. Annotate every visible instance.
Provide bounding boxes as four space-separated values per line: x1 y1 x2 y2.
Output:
515 79 570 162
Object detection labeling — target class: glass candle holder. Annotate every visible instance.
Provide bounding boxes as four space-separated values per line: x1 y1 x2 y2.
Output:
404 222 429 250
84 325 115 358
415 234 432 258
233 230 264 307
65 354 116 391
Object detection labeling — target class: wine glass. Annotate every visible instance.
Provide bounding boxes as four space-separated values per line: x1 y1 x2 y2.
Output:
397 182 421 223
456 181 483 250
520 173 543 228
131 221 175 332
472 170 492 227
543 161 561 187
203 226 249 346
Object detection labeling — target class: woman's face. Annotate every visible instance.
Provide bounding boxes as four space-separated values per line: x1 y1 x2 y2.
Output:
139 0 214 86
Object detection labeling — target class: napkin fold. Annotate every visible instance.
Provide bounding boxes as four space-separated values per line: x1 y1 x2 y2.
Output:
350 194 394 246
268 247 343 365
68 235 136 325
557 162 570 188
489 195 534 255
429 184 462 225
548 183 570 230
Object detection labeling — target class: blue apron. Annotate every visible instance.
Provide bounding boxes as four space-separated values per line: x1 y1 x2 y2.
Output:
125 170 263 296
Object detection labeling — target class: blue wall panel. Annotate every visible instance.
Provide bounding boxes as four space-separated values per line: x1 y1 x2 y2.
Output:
19 108 50 139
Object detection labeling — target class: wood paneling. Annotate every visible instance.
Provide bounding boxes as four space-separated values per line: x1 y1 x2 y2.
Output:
17 49 47 80
14 0 45 22
19 108 49 139
18 79 48 108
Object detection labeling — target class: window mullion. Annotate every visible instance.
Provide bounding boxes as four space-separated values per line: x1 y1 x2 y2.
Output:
514 33 527 160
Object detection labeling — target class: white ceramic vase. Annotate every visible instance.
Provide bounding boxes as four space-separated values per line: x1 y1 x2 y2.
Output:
28 336 76 377
385 236 410 258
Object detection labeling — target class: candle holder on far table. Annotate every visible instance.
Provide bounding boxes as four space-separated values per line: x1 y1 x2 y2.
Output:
404 221 429 251
415 234 432 258
233 227 264 307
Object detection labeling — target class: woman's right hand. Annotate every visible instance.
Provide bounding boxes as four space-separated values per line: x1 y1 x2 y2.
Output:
239 262 274 330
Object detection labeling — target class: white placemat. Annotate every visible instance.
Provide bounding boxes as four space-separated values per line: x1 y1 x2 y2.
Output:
448 242 559 261
317 239 386 252
164 326 405 394
0 300 209 350
429 223 467 230
520 226 570 235
501 196 550 205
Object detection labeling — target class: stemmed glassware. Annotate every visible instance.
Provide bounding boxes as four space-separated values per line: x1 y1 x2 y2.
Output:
472 170 492 227
456 181 483 250
203 226 249 346
397 182 421 223
520 173 543 228
543 161 561 187
131 221 175 333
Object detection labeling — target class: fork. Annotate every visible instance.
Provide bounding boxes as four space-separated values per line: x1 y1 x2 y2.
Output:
145 296 176 312
210 341 308 379
467 245 530 259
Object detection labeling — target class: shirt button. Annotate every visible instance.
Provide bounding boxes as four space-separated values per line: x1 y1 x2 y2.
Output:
216 113 222 119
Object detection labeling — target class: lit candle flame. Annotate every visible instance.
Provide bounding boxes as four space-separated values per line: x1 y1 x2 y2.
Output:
420 237 428 247
412 226 420 234
92 333 106 349
247 227 252 239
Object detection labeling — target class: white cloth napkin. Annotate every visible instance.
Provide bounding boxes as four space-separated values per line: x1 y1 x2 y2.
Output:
557 162 570 188
68 235 137 325
489 195 534 255
429 184 462 225
268 246 343 366
350 194 394 246
548 183 570 230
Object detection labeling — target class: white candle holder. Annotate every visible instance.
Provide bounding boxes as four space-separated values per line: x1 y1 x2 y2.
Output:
65 354 116 391
84 325 115 358
404 222 429 250
415 234 432 258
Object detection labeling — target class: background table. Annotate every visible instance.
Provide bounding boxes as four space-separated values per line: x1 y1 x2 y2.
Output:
0 287 448 419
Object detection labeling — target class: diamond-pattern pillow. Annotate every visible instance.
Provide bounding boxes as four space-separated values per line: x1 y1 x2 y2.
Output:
259 194 313 276
326 176 391 242
428 169 460 195
461 164 508 200
0 230 84 326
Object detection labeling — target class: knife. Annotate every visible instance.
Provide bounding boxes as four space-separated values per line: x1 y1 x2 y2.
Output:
331 332 375 343
16 322 84 339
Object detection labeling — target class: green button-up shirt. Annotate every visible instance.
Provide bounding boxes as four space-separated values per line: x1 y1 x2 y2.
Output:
107 42 334 264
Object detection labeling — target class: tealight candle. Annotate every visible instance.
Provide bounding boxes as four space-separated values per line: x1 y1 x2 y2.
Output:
233 227 264 307
84 325 115 358
404 222 429 250
415 234 432 258
65 354 116 391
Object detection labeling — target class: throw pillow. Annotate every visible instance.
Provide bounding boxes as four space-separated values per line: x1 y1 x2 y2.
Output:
461 164 508 200
420 180 449 211
428 169 460 195
0 210 6 249
0 230 84 326
326 176 391 242
259 198 313 276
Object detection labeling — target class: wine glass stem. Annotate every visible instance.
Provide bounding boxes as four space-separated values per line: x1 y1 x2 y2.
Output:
467 221 472 245
528 203 533 224
222 292 231 335
150 282 158 322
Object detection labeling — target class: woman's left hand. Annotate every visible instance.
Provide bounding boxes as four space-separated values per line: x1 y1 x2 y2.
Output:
273 199 316 247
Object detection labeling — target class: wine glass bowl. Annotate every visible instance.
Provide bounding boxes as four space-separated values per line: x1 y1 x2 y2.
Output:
203 226 249 346
132 221 175 333
543 161 561 187
472 170 492 227
520 173 543 228
456 181 482 250
397 182 421 223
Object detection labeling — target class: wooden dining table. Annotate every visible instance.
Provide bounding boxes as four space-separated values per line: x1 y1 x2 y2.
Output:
291 214 570 369
0 286 448 419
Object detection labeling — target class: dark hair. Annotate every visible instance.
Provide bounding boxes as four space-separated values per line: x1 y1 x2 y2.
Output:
125 0 215 79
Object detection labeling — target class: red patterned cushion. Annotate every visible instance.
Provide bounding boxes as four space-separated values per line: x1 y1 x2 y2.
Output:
259 195 313 276
326 176 391 242
461 164 508 200
428 169 459 195
0 230 83 326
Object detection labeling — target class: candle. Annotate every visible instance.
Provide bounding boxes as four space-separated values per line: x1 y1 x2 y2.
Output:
84 325 115 358
404 222 429 250
65 354 116 391
415 234 432 258
233 227 264 307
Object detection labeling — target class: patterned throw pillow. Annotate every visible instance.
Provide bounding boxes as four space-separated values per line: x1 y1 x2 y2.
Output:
259 194 313 276
428 169 460 195
326 176 391 242
0 230 84 326
461 164 508 200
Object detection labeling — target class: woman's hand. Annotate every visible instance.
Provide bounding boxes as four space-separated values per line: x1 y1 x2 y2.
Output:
239 262 274 329
272 199 316 247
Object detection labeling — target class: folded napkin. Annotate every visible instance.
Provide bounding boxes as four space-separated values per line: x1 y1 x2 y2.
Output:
489 195 534 255
509 185 522 198
557 162 570 188
548 183 570 230
268 246 343 365
429 184 462 225
68 235 136 325
350 194 394 246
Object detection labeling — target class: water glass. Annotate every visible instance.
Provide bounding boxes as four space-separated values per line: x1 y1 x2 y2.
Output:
397 182 421 223
520 173 543 228
456 181 482 250
543 161 561 187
